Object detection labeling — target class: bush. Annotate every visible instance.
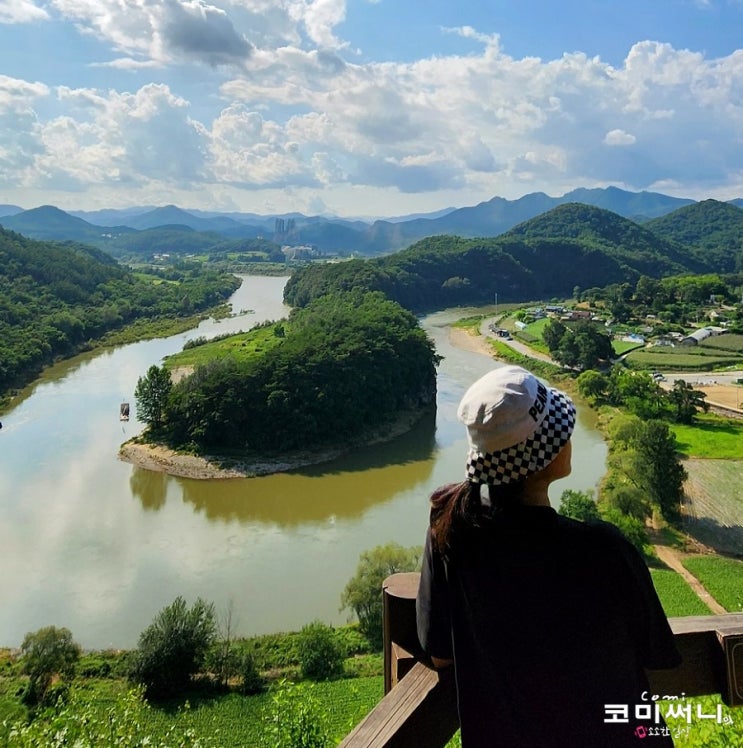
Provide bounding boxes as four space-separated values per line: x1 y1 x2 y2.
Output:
601 508 649 553
20 626 81 706
240 651 265 694
268 680 331 748
297 621 345 681
340 543 422 649
130 596 216 699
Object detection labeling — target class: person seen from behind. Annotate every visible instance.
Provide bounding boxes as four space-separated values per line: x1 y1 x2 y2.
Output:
416 365 682 747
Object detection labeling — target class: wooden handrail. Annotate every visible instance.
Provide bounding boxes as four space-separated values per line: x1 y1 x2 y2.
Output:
339 572 743 748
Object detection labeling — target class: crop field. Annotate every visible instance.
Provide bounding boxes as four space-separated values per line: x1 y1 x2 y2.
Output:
138 676 384 746
681 459 743 555
649 568 712 617
625 347 743 370
681 556 743 612
699 333 743 353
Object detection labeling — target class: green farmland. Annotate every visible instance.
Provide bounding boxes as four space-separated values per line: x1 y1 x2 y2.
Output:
625 347 743 371
650 568 713 617
681 556 743 612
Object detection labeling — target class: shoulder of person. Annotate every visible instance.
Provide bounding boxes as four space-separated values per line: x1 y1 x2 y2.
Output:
557 515 635 551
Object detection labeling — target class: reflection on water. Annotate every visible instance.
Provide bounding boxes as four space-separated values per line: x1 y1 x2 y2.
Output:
130 469 168 512
176 409 437 526
0 279 608 648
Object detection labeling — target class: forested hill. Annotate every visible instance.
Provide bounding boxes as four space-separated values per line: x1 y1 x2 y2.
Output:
283 205 717 312
503 203 706 276
0 227 240 398
158 291 438 453
643 199 743 273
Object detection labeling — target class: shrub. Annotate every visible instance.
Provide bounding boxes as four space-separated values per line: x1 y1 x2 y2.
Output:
239 651 265 694
268 680 331 748
130 596 216 699
297 621 345 681
20 626 81 706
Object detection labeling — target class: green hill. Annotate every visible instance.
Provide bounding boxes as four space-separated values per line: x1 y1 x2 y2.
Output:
0 205 134 245
284 205 714 313
503 203 706 276
644 199 743 272
0 227 240 399
158 291 438 453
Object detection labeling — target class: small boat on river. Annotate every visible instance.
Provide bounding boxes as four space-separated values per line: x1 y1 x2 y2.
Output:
119 402 130 421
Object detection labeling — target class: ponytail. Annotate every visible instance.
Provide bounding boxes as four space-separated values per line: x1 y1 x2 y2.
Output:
429 479 527 552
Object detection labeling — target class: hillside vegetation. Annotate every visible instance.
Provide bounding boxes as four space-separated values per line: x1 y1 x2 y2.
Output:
147 291 439 453
645 199 743 272
0 227 240 400
285 204 729 312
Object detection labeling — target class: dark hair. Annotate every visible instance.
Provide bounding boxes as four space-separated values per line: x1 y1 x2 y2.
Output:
430 479 526 552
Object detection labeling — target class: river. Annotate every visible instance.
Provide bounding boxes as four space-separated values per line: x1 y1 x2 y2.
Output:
0 276 606 649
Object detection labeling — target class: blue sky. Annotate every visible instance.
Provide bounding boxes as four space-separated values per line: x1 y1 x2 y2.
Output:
1 0 743 217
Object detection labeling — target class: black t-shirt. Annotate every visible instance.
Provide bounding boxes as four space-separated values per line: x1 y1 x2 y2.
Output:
416 505 681 747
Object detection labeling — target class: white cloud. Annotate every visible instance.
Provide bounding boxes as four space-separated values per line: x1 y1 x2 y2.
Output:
0 0 48 23
25 84 205 191
49 0 253 67
604 129 637 146
7 15 743 210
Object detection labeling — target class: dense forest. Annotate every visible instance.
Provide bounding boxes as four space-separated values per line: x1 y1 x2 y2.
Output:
283 203 733 312
0 227 241 399
141 291 439 453
644 199 743 273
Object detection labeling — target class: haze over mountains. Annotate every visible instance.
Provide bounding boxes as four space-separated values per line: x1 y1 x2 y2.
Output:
1 187 742 266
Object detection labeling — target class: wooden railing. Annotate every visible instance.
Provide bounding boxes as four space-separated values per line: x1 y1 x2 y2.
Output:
339 572 743 748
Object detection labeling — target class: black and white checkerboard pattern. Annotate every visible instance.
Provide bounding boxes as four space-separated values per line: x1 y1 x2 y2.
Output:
465 390 576 485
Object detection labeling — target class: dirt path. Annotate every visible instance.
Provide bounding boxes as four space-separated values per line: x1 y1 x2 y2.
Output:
653 545 727 615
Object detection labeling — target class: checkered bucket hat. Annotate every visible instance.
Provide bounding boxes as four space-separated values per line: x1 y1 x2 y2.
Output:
457 366 576 486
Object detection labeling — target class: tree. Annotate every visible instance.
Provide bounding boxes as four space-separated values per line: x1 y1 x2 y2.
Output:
667 379 709 424
632 420 688 521
576 369 608 402
603 485 651 521
340 543 422 648
130 596 216 699
134 364 172 429
571 321 615 370
542 319 567 353
558 489 601 521
297 621 345 681
607 368 668 419
20 626 81 705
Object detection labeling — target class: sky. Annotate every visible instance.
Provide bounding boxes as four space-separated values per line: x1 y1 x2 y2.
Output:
2 0 743 217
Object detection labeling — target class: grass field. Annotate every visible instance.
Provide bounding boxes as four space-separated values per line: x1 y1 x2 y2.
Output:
672 415 743 459
649 569 712 617
681 556 743 613
165 324 283 369
682 459 743 555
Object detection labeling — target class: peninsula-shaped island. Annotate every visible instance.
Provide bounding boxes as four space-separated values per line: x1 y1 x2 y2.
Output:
120 290 439 478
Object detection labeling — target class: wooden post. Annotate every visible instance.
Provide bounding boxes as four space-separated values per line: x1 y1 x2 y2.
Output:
383 572 425 694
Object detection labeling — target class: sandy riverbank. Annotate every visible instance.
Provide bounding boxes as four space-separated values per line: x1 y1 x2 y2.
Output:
119 407 431 480
448 326 495 357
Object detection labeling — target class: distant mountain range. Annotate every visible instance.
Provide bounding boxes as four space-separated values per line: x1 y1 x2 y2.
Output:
0 187 738 260
284 200 742 313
